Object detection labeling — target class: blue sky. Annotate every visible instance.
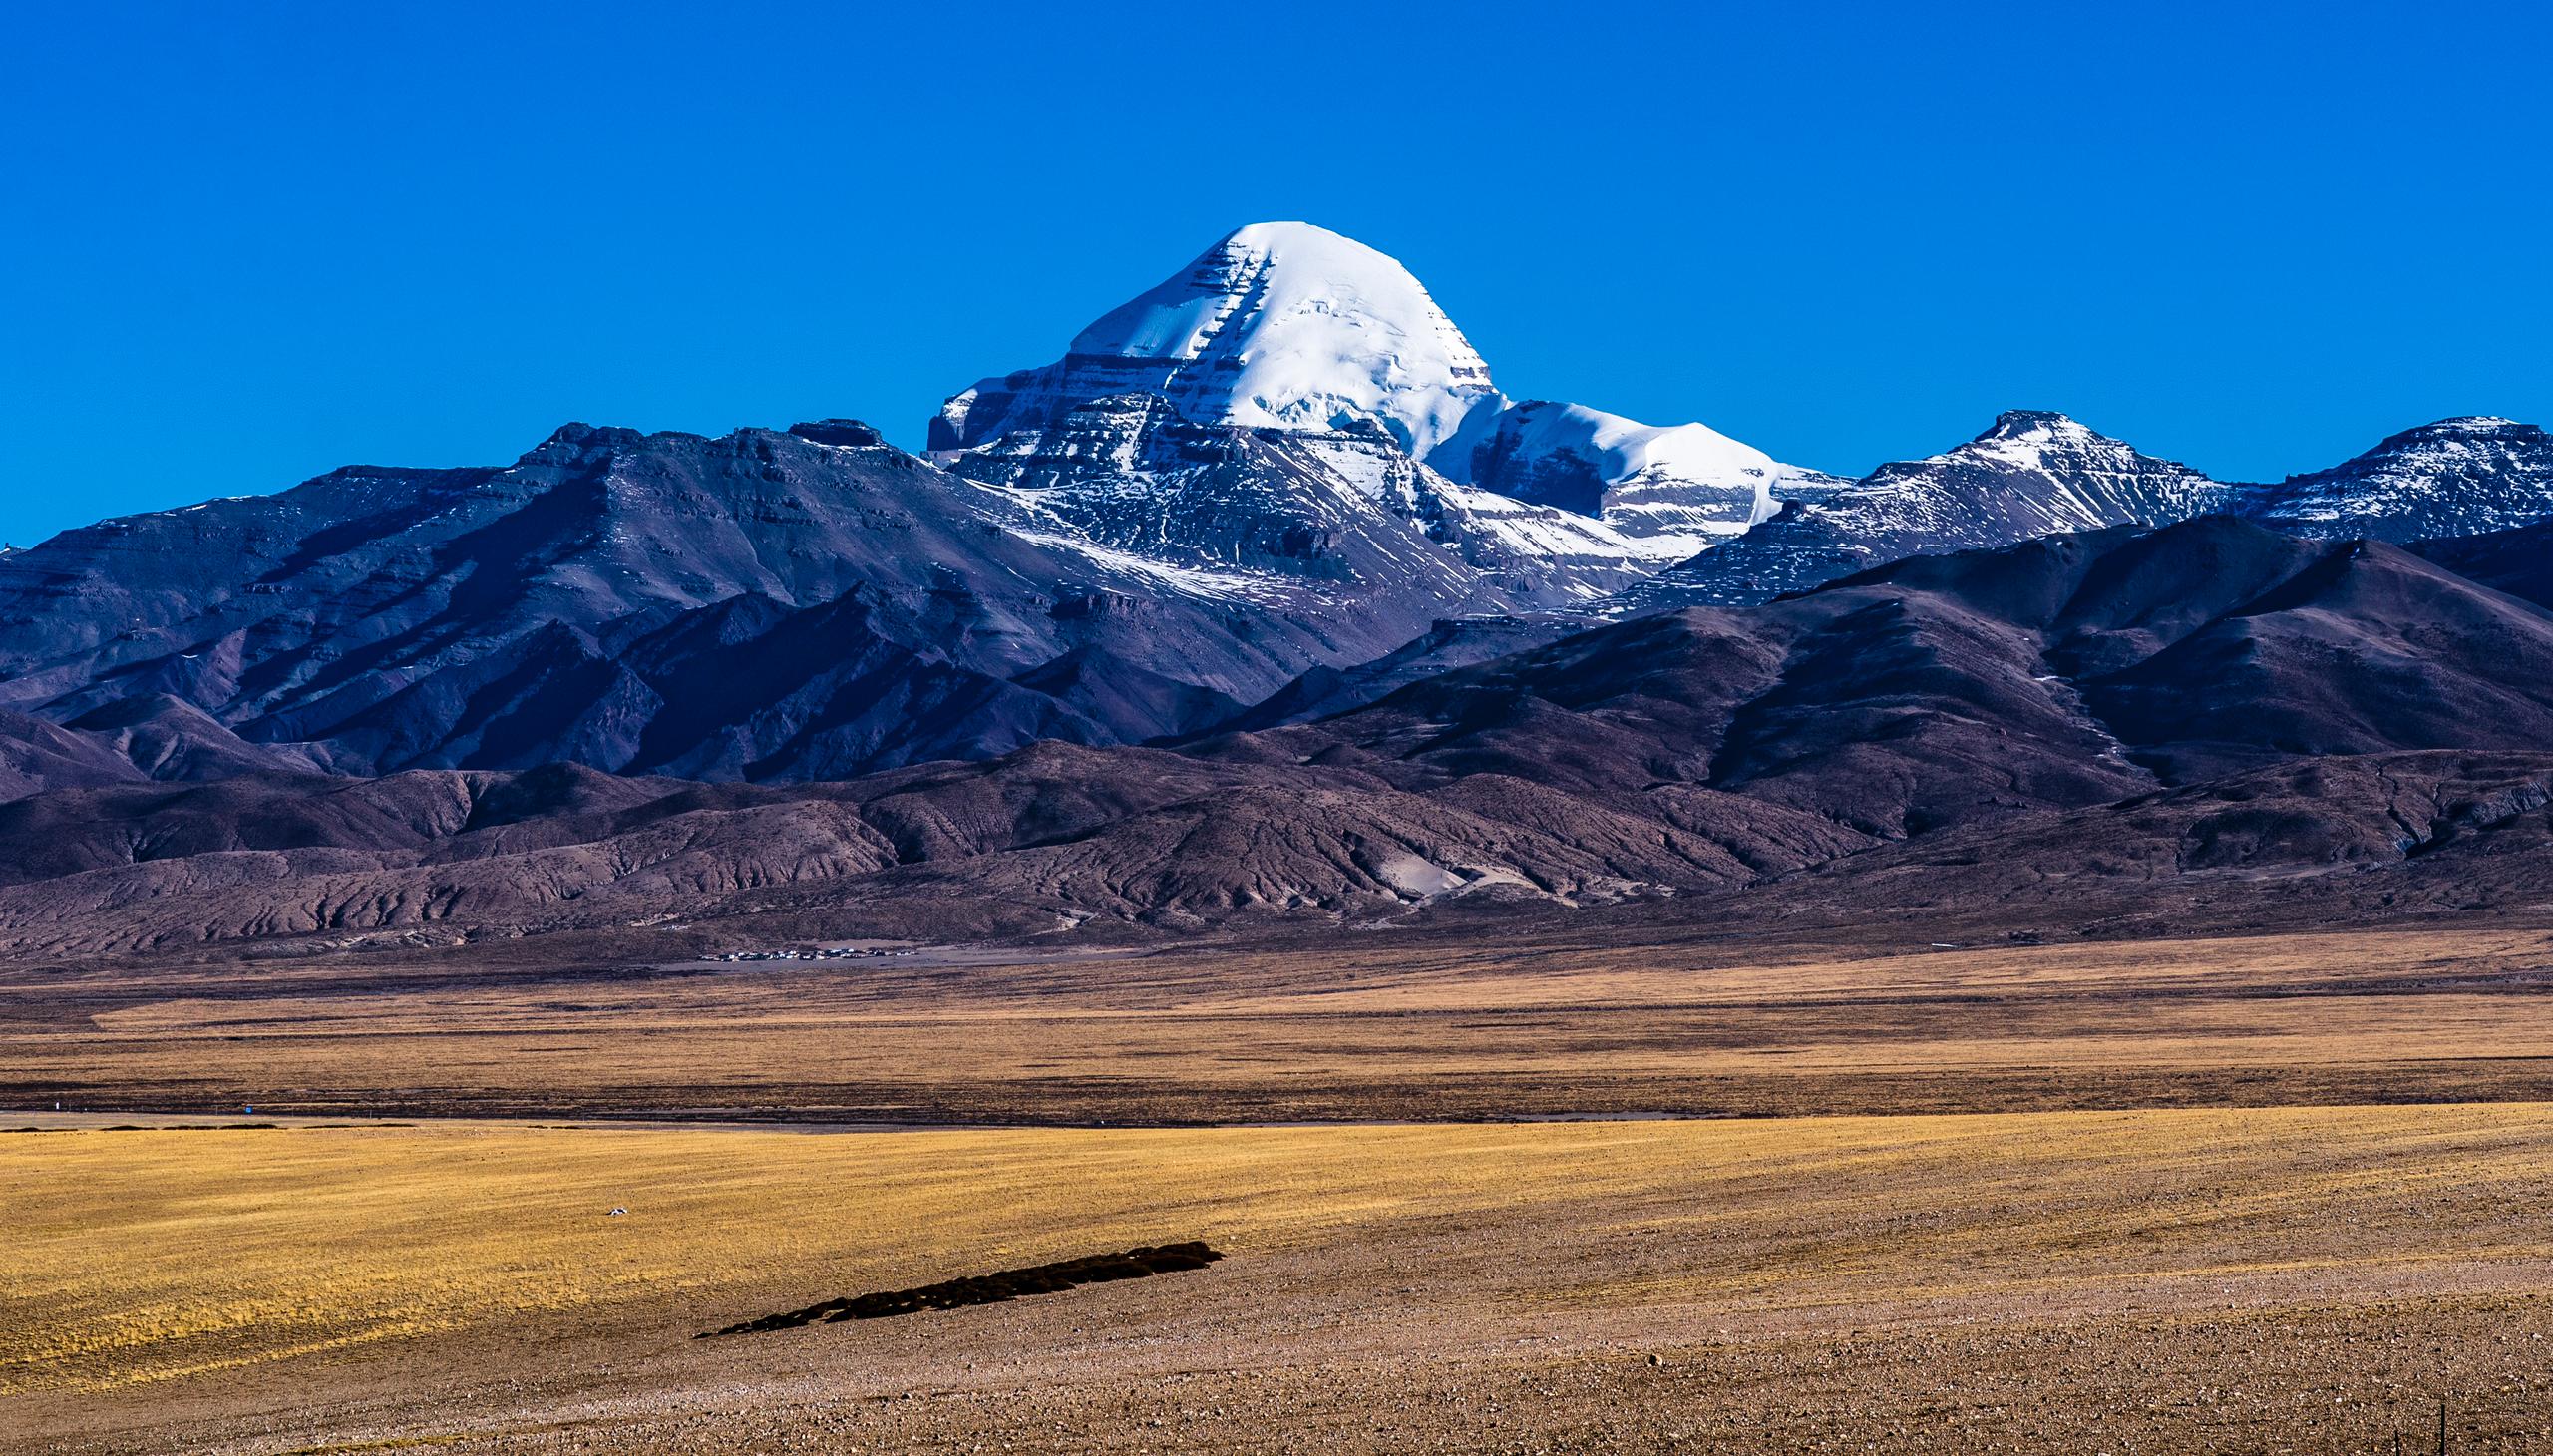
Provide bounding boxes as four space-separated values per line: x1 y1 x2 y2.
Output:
4 1 2548 546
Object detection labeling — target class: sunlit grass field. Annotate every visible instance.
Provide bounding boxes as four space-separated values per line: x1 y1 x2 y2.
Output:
12 1104 2553 1402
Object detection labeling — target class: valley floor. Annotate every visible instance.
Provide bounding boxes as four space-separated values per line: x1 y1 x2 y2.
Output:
9 920 2553 1124
9 921 2553 1452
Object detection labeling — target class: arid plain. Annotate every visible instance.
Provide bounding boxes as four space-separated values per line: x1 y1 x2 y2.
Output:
9 916 2553 1451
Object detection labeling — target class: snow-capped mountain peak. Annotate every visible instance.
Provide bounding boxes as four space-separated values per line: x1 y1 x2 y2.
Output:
933 221 1498 460
1065 221 1494 456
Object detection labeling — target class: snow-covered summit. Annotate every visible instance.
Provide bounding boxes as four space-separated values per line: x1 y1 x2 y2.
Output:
933 221 1499 460
2247 416 2553 542
1067 221 1495 457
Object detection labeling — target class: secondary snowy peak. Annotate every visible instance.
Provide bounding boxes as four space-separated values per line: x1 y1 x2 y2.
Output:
1443 399 1842 556
1894 410 2236 530
933 221 1499 460
2247 416 2553 542
1597 411 2243 611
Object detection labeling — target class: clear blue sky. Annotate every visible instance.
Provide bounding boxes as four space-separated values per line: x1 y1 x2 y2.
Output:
5 1 2548 546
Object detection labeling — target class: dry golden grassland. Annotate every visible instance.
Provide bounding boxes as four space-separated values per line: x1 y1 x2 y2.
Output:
11 1106 2553 1452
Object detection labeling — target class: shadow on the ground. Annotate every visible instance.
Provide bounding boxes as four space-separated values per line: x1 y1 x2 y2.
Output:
698 1242 1226 1337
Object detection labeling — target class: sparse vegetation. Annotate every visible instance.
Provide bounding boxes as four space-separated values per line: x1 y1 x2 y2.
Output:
9 1107 2553 1450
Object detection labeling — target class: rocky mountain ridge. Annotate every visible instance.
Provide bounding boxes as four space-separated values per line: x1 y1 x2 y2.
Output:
2247 416 2553 541
1609 411 2553 611
7 515 2553 955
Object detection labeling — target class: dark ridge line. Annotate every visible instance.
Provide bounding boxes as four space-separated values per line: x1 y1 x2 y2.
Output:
698 1242 1225 1337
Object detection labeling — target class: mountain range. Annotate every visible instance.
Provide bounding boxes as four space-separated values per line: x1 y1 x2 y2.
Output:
6 514 2552 955
2 220 2551 955
1615 411 2553 612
